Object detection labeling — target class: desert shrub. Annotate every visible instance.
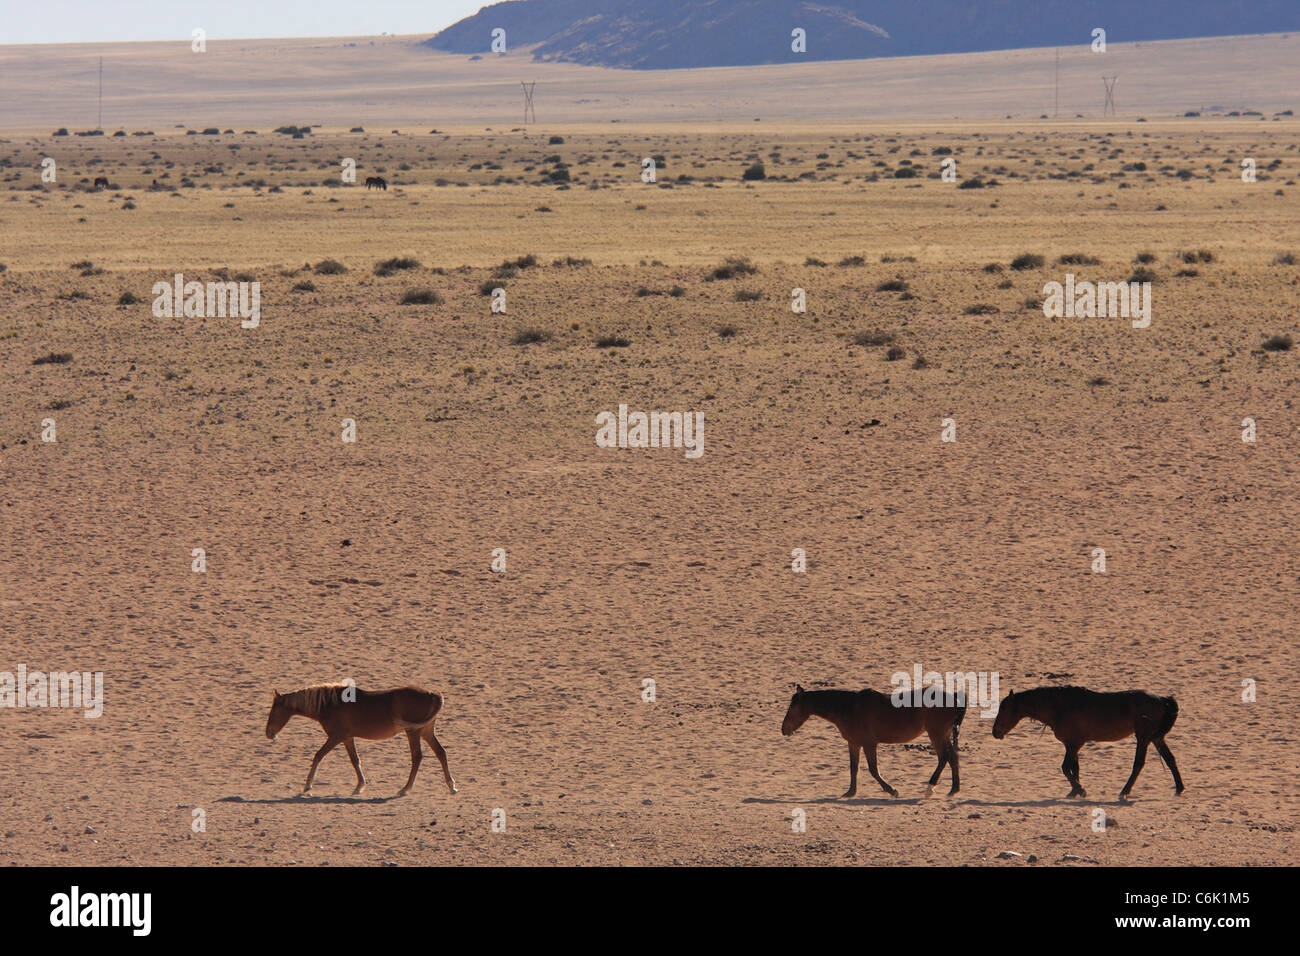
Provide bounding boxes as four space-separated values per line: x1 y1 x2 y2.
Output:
734 289 763 302
876 279 909 292
117 291 141 305
399 288 442 305
885 346 907 361
1057 253 1100 265
33 352 73 365
742 163 766 181
1261 334 1293 351
510 328 551 345
1010 253 1045 270
595 335 630 348
853 330 895 347
314 259 347 275
375 256 420 276
706 256 757 280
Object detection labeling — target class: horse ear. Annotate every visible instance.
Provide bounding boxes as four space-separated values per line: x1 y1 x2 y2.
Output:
272 687 280 698
795 683 804 694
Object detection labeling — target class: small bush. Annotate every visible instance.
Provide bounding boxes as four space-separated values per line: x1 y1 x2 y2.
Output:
707 256 758 280
853 330 895 347
1134 251 1157 264
742 163 766 181
1261 334 1293 351
33 352 73 365
837 255 866 267
1128 267 1158 284
375 256 420 276
1271 252 1295 266
314 259 347 275
876 279 909 292
400 288 442 305
964 304 999 315
117 291 141 305
596 335 630 348
885 346 907 361
293 280 316 291
716 324 738 338
510 328 551 345
1010 253 1045 270
1057 253 1100 266
734 289 763 302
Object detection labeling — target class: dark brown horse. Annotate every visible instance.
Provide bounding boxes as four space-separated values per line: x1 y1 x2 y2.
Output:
991 686 1184 799
364 176 387 191
265 683 457 796
93 176 110 189
781 684 965 797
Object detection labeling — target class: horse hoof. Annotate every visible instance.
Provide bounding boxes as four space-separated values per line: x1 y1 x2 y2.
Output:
398 788 411 796
353 786 366 795
923 784 934 798
947 788 959 797
888 789 899 798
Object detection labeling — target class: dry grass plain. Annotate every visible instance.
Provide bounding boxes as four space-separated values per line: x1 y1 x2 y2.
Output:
0 40 1298 866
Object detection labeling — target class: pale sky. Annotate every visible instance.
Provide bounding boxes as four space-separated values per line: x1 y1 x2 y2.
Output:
0 0 489 45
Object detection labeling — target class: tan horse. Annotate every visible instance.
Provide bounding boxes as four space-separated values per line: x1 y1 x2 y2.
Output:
265 683 457 796
781 684 965 797
991 686 1184 799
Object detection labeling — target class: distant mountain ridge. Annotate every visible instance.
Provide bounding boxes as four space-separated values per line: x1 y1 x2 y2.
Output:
424 0 1300 69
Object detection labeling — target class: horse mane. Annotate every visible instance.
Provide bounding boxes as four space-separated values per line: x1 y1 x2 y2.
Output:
282 683 350 716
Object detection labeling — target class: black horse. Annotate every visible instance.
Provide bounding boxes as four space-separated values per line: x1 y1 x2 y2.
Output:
365 176 387 191
93 176 110 189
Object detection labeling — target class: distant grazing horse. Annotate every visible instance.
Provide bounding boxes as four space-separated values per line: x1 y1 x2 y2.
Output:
365 176 387 191
781 684 965 797
265 683 457 796
992 686 1184 799
93 176 110 189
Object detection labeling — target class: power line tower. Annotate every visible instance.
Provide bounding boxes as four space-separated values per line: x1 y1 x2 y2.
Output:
521 81 536 124
1102 76 1118 117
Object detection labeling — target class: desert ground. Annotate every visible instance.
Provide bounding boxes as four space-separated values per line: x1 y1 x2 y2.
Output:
0 35 1297 866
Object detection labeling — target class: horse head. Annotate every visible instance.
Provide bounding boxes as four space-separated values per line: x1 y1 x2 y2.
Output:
781 684 811 736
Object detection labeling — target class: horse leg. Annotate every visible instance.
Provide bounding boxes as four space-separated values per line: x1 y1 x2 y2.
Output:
864 742 898 797
303 734 343 794
422 726 458 794
1119 736 1151 799
946 736 960 795
924 727 949 797
344 738 366 794
1154 739 1186 794
844 742 859 798
1061 744 1086 797
399 729 422 795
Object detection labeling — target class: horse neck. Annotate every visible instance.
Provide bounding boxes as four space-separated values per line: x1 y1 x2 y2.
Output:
1016 691 1055 728
804 691 855 733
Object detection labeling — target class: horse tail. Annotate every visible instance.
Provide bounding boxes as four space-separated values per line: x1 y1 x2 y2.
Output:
1156 696 1178 737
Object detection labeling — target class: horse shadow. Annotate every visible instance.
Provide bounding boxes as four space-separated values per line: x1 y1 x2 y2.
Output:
218 793 402 805
742 795 928 807
953 797 1129 808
